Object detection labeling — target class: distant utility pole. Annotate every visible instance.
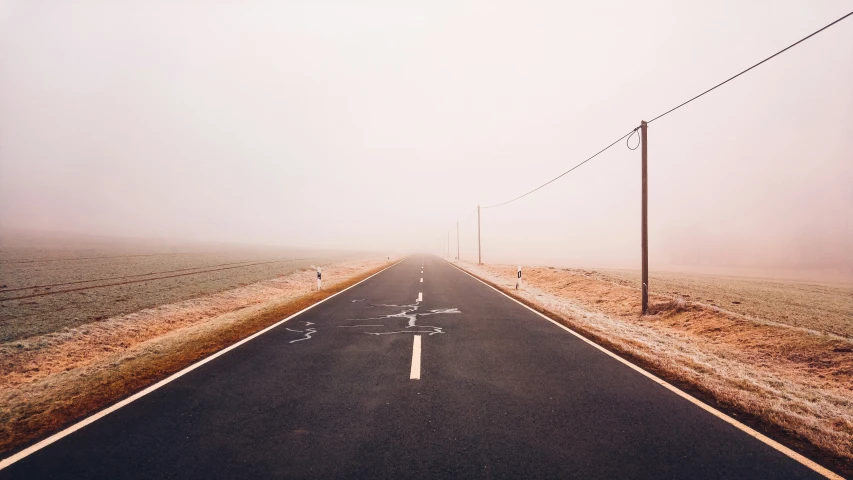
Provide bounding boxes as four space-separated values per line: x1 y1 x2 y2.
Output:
641 120 649 315
447 231 450 258
477 205 482 265
456 222 460 261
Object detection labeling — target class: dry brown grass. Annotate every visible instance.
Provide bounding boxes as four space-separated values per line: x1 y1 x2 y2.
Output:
458 262 853 474
596 268 853 338
0 257 398 456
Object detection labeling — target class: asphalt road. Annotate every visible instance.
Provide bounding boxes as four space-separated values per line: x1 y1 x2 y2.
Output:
0 256 826 479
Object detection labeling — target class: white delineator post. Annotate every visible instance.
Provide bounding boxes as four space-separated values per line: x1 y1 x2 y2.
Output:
516 266 522 290
316 267 322 291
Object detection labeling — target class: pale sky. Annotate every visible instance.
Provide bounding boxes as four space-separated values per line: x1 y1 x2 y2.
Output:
1 1 852 278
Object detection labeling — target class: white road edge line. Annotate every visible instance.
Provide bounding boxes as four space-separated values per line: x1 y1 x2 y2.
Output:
443 260 842 480
417 292 422 302
0 256 412 471
410 335 422 380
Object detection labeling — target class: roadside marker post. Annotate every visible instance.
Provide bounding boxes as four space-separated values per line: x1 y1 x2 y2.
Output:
516 266 522 290
316 267 322 291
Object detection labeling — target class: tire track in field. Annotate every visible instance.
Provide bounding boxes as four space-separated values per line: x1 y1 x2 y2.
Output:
0 258 316 302
0 252 196 265
0 259 292 293
0 267 292 325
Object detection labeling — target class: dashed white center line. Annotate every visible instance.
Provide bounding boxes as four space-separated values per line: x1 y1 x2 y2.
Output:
420 278 423 282
410 335 422 380
417 292 423 302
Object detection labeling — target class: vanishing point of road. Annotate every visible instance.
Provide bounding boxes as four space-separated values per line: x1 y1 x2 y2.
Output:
0 256 829 479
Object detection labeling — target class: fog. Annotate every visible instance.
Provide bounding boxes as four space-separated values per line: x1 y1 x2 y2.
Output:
1 1 851 281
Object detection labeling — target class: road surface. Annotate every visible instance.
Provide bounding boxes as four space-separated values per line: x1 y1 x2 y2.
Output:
0 256 828 479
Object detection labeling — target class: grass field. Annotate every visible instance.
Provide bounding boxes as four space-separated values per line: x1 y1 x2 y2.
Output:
597 268 853 338
0 230 358 342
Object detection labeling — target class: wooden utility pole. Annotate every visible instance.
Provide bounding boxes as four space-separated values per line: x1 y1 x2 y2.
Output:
456 222 460 260
477 205 482 265
641 120 649 315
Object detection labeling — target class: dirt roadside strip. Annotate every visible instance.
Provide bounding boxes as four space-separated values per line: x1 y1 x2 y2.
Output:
451 261 853 478
0 256 403 458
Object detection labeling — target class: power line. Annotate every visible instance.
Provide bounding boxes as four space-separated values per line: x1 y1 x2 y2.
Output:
648 10 853 123
482 128 636 209
461 207 478 222
479 10 852 210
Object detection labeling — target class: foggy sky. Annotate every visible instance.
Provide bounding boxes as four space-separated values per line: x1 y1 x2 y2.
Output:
1 1 852 279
